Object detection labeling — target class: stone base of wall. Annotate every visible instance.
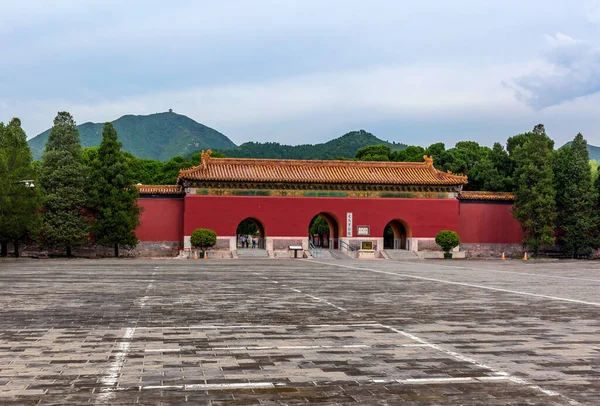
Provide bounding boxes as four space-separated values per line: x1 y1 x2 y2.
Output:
462 243 523 259
4 241 182 258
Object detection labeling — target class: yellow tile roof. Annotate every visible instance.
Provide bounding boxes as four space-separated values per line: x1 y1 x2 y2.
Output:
177 156 468 186
136 185 184 195
458 191 515 201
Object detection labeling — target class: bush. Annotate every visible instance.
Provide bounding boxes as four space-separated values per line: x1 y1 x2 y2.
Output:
435 230 460 253
190 228 217 253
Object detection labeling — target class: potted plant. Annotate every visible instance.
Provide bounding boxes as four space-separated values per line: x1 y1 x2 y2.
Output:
435 230 460 259
190 228 217 259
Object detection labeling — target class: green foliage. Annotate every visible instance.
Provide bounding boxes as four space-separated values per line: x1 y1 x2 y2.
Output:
0 118 41 256
39 112 90 256
190 228 217 252
309 215 330 236
219 130 406 160
236 219 258 236
554 134 599 258
435 230 460 252
511 124 556 256
355 144 392 161
88 123 142 257
29 112 236 161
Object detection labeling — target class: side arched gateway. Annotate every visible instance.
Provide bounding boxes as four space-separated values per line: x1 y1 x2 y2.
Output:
236 217 266 249
308 212 340 249
383 219 412 250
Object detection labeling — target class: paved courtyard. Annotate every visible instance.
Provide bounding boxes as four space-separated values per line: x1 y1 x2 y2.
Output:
1 258 600 405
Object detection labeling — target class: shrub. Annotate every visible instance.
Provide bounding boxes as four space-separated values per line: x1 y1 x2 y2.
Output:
435 230 460 253
190 228 217 253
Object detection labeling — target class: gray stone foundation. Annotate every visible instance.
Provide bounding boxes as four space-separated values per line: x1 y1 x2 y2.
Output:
462 243 523 259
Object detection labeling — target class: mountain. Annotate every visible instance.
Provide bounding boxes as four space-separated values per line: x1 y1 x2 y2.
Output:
28 112 237 161
214 130 407 160
563 142 600 161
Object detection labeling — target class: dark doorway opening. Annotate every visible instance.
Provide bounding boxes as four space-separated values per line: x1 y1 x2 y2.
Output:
236 218 266 249
308 213 339 249
384 220 409 249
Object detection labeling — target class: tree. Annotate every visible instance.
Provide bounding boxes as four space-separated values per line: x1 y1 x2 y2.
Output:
435 230 460 253
0 119 41 257
554 134 599 257
309 215 330 247
190 228 217 256
511 124 556 256
39 112 90 257
355 144 392 161
88 123 142 257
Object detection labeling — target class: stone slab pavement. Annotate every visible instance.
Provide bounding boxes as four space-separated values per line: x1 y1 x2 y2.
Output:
0 258 599 404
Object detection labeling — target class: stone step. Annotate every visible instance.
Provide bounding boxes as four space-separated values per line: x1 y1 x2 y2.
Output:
329 249 355 260
384 249 420 260
236 249 270 258
310 249 334 259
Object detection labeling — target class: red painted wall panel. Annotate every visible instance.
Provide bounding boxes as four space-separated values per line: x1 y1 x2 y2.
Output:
459 201 522 243
183 195 460 238
136 198 184 242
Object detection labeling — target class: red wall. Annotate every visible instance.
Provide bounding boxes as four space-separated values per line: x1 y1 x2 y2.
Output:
459 201 522 243
183 195 460 238
136 198 184 242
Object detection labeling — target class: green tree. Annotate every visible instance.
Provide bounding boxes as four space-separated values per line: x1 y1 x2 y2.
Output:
88 123 142 257
0 119 41 257
309 215 330 246
39 112 90 257
435 230 460 253
554 134 598 257
355 144 392 161
392 145 426 162
190 228 217 255
511 124 556 256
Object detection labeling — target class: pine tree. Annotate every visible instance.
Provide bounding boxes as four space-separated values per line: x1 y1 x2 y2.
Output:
88 123 141 257
0 119 41 257
39 112 90 257
511 124 556 256
554 134 599 257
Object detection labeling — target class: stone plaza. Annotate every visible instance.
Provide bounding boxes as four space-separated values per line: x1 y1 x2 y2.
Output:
1 258 599 405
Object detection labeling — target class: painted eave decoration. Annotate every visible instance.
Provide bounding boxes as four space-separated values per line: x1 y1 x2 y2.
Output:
177 153 468 186
458 191 515 201
136 184 185 195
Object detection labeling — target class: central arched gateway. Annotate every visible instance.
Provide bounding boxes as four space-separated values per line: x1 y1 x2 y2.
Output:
383 219 411 250
236 217 266 249
308 212 340 249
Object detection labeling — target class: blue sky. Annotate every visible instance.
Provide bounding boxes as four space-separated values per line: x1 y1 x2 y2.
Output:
1 0 600 147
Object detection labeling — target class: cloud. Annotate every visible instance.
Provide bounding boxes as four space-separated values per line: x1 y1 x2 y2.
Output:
585 0 600 23
509 33 600 109
0 63 524 142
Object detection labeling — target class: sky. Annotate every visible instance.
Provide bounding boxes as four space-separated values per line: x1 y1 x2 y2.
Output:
1 0 600 147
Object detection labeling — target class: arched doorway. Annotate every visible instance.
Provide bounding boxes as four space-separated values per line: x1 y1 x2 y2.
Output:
236 218 266 249
384 220 411 250
308 213 339 249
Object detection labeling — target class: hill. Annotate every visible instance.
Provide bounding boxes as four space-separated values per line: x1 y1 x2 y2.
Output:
214 130 407 160
563 141 600 161
28 112 237 161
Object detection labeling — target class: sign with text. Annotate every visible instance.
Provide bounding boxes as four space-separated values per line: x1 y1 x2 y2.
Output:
356 225 370 236
361 241 373 250
346 212 353 237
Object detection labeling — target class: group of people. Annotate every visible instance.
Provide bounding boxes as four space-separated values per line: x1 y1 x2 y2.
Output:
239 235 259 249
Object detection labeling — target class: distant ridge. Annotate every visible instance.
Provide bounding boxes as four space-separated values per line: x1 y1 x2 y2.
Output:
28 112 237 161
214 130 407 160
563 141 600 161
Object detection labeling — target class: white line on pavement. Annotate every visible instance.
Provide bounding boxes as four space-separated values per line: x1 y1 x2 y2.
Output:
307 260 600 307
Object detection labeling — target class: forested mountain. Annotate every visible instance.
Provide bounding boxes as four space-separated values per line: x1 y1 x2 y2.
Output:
564 141 600 161
214 130 406 160
28 111 236 161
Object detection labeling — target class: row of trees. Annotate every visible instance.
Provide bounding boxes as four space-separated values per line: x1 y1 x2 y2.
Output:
355 125 599 258
0 112 140 257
